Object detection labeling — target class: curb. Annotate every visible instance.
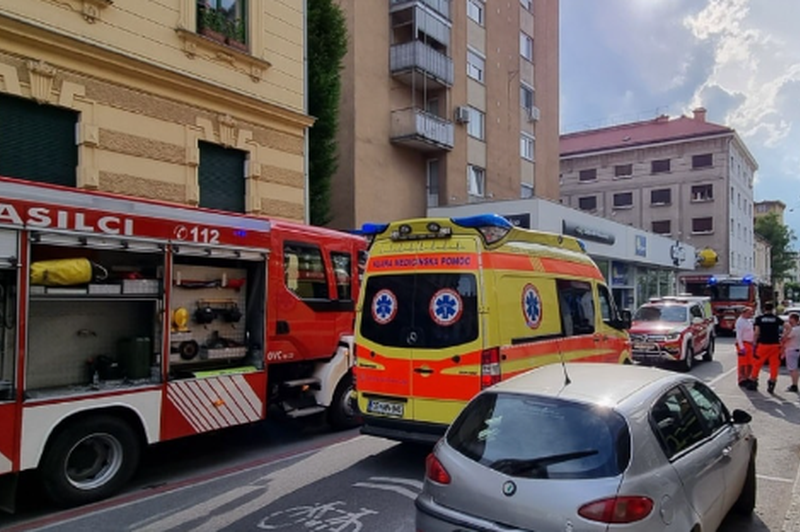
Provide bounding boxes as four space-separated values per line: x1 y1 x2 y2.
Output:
782 458 800 532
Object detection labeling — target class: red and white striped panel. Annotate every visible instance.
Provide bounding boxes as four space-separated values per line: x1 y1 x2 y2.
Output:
0 450 10 474
166 374 263 434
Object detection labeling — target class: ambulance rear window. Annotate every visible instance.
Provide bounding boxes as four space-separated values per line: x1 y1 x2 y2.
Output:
361 273 479 349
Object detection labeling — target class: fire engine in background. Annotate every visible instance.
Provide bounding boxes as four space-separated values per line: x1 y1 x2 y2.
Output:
682 274 772 335
0 176 366 511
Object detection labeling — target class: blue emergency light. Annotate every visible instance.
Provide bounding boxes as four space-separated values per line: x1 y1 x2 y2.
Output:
451 213 513 229
360 222 389 235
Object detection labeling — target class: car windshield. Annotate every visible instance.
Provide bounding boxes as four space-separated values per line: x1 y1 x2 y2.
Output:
359 273 479 349
446 392 630 479
634 305 687 323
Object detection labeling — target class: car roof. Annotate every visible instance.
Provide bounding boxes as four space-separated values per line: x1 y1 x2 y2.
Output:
491 363 687 408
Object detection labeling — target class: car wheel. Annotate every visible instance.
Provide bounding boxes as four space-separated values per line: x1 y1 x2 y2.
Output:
680 344 694 372
40 415 140 507
327 373 361 430
703 335 715 362
733 454 757 515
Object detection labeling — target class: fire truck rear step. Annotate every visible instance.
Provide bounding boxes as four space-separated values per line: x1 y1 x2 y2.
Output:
282 377 321 390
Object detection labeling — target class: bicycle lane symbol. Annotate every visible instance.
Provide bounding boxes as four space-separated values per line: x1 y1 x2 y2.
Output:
256 501 378 532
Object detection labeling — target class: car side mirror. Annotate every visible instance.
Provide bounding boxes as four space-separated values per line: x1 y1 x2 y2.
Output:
615 309 632 330
731 409 752 424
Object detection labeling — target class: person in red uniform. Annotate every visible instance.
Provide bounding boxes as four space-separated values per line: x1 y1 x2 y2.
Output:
749 302 784 393
735 306 755 387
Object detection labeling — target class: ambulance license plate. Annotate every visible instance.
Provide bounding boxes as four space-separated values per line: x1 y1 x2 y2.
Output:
367 399 404 418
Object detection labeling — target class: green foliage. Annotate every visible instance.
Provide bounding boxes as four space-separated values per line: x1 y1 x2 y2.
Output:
307 0 348 226
198 4 245 44
754 212 798 284
785 282 800 302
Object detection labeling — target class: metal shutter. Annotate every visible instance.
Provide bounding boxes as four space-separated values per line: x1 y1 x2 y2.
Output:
198 141 246 213
0 94 78 186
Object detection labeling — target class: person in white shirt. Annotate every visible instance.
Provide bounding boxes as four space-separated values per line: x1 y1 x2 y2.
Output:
781 313 800 393
735 306 755 387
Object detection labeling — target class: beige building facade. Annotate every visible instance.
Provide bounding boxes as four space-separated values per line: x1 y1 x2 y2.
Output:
560 109 759 279
0 0 312 220
754 200 786 225
331 0 559 230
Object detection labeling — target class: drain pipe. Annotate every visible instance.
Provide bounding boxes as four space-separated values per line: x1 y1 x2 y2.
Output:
303 0 310 224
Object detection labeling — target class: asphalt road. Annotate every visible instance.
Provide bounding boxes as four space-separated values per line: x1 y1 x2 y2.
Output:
2 336 800 532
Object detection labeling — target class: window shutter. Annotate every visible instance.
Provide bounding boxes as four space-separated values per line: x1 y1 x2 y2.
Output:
0 94 78 186
198 141 246 213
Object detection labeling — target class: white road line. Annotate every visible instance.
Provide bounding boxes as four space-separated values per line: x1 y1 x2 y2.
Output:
757 474 795 484
352 482 419 500
708 366 738 386
365 476 423 490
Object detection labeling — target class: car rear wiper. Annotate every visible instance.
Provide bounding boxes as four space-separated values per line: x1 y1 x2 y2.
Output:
489 450 599 476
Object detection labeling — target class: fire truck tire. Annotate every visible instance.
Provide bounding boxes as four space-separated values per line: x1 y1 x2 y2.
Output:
40 415 140 507
681 344 694 372
703 336 715 362
328 374 361 430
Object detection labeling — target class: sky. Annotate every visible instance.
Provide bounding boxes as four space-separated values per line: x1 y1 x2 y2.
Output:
560 0 800 246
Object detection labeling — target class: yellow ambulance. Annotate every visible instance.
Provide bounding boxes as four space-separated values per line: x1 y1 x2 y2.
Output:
354 214 632 443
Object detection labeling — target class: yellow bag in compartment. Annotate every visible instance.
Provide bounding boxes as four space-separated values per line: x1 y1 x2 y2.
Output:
31 258 94 286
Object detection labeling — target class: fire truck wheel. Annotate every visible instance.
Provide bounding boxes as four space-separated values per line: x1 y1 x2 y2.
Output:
328 374 361 430
40 415 140 507
681 344 695 372
703 336 715 362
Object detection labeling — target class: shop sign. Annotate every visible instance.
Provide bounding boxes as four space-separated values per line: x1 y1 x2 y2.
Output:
635 235 647 257
562 219 616 245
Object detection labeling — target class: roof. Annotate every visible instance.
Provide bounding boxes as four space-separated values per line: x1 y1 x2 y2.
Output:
494 362 686 408
561 114 734 157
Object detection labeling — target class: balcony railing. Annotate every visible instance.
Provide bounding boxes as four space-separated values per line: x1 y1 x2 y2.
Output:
391 108 454 151
391 41 454 87
390 0 451 20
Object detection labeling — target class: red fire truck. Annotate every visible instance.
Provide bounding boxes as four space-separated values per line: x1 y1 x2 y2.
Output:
0 176 366 511
682 274 770 334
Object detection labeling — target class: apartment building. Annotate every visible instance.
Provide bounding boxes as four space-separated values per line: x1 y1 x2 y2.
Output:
0 1 311 220
560 108 758 279
754 200 786 224
330 0 559 229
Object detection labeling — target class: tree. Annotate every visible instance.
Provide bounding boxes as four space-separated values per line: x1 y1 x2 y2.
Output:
754 212 797 285
307 0 348 226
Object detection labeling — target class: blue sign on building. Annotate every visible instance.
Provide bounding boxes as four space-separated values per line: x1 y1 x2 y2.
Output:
635 235 647 257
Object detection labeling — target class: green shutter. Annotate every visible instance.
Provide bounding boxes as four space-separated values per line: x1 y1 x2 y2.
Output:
0 94 78 186
198 141 246 213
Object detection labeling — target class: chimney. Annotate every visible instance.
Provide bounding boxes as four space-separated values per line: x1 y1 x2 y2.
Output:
693 107 707 122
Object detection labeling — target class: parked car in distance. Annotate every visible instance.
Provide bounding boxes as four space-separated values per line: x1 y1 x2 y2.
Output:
415 363 756 532
779 306 800 323
629 296 715 372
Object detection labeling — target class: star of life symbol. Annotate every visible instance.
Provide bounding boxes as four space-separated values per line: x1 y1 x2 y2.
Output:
430 288 463 326
372 289 397 325
522 284 542 329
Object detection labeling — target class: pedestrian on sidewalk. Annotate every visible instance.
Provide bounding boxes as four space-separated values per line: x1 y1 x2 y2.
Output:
735 306 755 387
781 312 800 393
749 302 784 393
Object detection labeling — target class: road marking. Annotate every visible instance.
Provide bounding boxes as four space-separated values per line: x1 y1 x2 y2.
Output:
708 366 737 386
365 476 423 490
352 482 419 500
758 474 795 484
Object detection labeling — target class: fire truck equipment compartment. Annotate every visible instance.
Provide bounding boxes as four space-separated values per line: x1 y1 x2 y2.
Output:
31 258 108 286
117 337 152 379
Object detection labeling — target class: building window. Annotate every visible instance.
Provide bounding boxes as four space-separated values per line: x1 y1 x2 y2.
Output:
650 188 671 205
691 184 713 202
467 0 484 25
0 94 78 187
520 32 533 61
692 217 713 234
467 49 485 82
466 107 485 140
427 159 440 208
731 186 734 203
468 165 485 197
520 83 534 111
520 132 535 161
520 0 532 10
197 0 248 49
613 192 633 208
692 153 713 169
578 196 597 211
579 168 597 182
651 159 671 173
198 141 246 213
652 220 671 235
521 182 533 198
614 164 633 178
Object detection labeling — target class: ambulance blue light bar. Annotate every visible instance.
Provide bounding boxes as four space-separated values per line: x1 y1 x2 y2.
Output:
360 222 390 235
451 214 513 245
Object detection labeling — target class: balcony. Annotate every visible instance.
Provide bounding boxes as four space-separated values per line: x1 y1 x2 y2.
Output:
390 0 450 20
391 41 454 89
390 108 454 152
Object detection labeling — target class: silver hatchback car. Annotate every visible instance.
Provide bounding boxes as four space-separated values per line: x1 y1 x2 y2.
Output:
416 363 756 532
